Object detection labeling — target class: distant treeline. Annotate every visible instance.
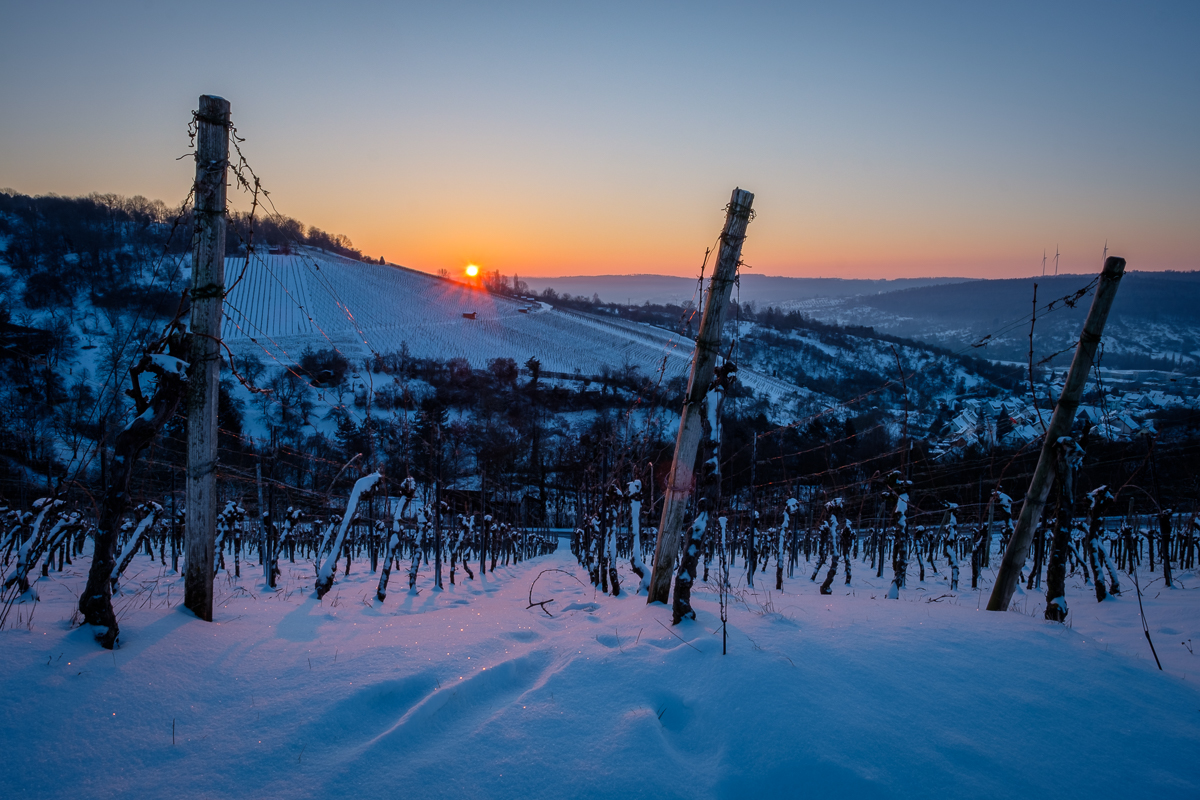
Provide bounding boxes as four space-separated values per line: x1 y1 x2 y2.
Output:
0 190 375 316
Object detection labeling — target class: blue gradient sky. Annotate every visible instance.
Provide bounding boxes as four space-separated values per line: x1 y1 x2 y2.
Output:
1 1 1197 279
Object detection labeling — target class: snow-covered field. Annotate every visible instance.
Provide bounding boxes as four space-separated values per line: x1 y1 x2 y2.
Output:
221 252 807 408
3 545 1198 799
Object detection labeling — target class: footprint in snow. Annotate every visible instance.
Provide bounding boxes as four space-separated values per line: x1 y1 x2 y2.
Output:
647 690 694 733
560 602 601 613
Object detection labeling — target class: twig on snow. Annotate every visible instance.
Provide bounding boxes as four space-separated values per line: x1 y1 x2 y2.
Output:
654 618 701 652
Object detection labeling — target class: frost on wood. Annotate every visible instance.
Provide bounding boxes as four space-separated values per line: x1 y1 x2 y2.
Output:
705 374 723 444
110 503 161 593
81 312 190 647
1041 438 1123 622
1044 439 1084 622
942 503 960 591
627 480 651 595
995 490 1016 551
649 189 754 607
316 472 382 599
146 353 189 378
811 506 835 582
408 507 433 593
673 362 734 622
377 476 416 602
449 513 477 585
819 499 853 595
783 498 799 584
672 508 709 624
279 507 302 565
5 500 81 596
603 483 621 597
1085 486 1120 602
6 499 57 595
215 502 246 575
884 472 912 600
774 497 797 591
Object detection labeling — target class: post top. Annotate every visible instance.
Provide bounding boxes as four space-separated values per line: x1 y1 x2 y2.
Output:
729 187 754 215
1102 256 1126 276
198 95 231 115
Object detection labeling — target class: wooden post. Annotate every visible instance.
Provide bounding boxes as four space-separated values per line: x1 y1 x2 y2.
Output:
987 256 1125 612
256 458 274 587
648 188 754 605
747 433 757 587
184 94 230 621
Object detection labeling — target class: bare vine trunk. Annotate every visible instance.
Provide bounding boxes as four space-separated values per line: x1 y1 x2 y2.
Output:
80 319 189 648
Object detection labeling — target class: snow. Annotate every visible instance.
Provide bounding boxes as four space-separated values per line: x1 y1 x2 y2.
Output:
219 252 805 414
316 472 383 595
110 504 160 590
2 542 1198 799
147 353 188 377
11 501 57 584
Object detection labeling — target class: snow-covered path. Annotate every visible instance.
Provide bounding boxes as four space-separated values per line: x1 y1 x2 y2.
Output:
2 549 1198 799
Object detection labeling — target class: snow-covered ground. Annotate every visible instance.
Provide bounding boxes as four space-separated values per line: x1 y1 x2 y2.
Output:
221 251 808 410
2 546 1198 799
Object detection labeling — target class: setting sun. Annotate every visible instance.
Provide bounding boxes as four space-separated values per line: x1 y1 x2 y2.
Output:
465 264 480 278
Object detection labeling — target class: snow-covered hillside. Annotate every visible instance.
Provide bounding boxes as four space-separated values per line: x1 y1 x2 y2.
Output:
222 250 808 408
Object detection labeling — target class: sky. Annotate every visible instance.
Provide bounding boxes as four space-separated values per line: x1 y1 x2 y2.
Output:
1 1 1197 280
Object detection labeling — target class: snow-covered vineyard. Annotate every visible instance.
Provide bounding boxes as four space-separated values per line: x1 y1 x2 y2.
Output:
2 483 1198 799
3 189 1200 798
221 251 1197 446
222 251 804 409
6 0 1200 791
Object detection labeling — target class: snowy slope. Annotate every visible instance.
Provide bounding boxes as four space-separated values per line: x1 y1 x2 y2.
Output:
2 546 1198 799
222 251 808 407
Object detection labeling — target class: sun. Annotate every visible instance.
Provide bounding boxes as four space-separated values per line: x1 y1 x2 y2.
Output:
465 264 480 278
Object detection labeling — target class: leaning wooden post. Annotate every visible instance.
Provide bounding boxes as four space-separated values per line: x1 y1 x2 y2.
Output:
987 256 1125 612
184 94 230 621
648 188 754 605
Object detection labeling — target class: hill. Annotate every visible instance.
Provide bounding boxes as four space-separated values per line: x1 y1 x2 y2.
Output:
2 189 1193 510
789 271 1200 370
221 250 1028 432
522 273 973 306
221 250 806 408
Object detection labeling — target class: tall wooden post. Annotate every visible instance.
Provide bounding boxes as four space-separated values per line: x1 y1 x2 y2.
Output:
987 256 1125 612
648 188 754 605
184 94 230 621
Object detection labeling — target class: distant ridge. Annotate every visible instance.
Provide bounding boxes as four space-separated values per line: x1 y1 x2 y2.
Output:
522 273 975 306
798 269 1200 367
